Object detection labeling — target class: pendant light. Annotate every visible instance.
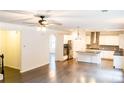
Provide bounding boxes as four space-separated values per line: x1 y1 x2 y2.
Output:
75 26 81 40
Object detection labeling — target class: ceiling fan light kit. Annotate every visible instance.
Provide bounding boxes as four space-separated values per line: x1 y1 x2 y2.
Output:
37 26 47 32
37 27 42 31
36 15 62 32
41 26 47 32
38 16 48 26
38 19 48 26
36 16 48 32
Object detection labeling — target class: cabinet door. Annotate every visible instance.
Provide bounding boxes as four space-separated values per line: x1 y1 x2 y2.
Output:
113 56 121 68
101 51 114 59
113 56 124 69
77 54 91 63
121 57 124 70
91 54 101 64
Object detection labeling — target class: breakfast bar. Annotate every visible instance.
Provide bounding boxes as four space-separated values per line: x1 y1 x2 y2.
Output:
76 50 101 64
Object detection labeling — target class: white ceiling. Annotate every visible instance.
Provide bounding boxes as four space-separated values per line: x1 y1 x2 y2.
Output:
0 10 124 32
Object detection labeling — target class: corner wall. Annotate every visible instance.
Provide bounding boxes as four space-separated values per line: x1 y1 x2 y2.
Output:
21 30 49 73
55 34 64 61
0 22 50 72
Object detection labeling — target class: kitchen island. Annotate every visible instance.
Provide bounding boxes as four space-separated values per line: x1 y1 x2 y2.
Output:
76 50 101 64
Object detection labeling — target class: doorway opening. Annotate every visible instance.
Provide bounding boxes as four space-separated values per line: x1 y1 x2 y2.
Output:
0 30 21 82
49 34 56 64
49 34 56 76
0 30 21 70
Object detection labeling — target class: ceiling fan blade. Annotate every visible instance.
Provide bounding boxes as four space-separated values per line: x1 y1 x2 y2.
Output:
12 18 34 22
52 22 62 25
48 20 62 25
23 22 37 24
0 10 34 15
33 10 55 17
19 21 37 26
34 14 50 19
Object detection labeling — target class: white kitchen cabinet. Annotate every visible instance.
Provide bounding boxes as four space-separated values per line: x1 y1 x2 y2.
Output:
91 54 101 64
113 56 124 69
100 36 119 45
100 50 114 59
77 51 101 64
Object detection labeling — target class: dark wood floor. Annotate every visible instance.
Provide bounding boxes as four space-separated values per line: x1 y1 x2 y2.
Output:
0 59 124 83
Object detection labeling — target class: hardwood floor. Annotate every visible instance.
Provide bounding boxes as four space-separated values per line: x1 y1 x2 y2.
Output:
0 59 124 83
0 67 21 83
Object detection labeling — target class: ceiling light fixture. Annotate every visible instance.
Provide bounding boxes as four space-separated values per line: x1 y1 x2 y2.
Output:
37 26 46 32
41 26 46 32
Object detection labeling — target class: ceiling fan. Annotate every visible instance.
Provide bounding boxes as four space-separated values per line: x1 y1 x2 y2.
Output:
19 15 62 26
38 15 62 25
36 15 62 32
1 10 65 32
38 16 48 27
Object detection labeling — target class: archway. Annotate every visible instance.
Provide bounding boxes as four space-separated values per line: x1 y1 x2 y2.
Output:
49 34 56 63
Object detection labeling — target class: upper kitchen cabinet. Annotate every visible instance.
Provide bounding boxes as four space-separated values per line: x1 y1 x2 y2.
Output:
99 32 119 45
100 35 119 45
86 31 120 46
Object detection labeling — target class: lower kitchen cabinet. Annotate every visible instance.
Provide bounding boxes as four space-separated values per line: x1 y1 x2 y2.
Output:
100 50 114 59
113 55 124 69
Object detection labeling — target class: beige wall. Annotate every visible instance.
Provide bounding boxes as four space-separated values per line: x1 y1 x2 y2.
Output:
0 30 21 70
5 31 21 69
0 31 5 53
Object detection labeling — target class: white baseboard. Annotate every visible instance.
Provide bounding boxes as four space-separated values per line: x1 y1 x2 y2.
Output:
20 63 49 73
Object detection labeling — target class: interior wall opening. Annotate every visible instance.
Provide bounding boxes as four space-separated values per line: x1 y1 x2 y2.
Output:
0 30 21 71
49 34 56 63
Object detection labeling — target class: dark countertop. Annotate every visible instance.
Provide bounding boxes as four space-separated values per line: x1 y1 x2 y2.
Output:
76 50 101 55
87 46 124 56
87 44 119 51
114 50 124 56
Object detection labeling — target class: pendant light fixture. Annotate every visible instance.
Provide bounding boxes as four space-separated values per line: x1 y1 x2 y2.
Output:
75 26 81 40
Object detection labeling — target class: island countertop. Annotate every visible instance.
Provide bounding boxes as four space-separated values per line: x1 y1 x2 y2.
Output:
76 50 101 55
